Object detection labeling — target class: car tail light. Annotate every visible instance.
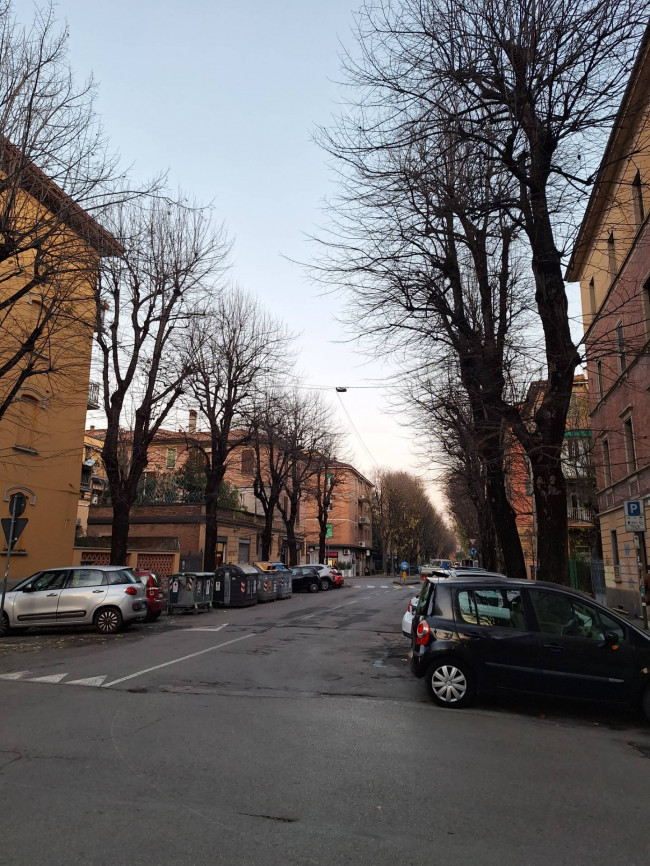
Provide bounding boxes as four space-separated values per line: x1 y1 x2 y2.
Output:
407 600 412 613
416 620 431 646
125 586 138 596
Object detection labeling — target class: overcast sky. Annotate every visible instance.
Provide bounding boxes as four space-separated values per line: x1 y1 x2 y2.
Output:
14 0 586 512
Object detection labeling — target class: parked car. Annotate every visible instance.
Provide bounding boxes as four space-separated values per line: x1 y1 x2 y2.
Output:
307 563 343 590
410 574 650 721
402 595 420 639
291 566 321 593
0 566 147 636
134 570 166 621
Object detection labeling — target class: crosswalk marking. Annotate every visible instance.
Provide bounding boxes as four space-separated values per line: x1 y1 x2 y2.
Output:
0 670 30 680
28 673 67 683
66 676 107 687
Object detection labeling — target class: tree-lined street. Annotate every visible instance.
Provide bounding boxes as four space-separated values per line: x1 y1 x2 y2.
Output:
1 582 650 865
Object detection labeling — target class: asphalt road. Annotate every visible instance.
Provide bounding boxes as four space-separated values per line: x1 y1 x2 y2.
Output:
1 579 650 866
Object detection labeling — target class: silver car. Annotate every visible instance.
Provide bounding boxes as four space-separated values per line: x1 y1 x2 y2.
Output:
0 566 147 636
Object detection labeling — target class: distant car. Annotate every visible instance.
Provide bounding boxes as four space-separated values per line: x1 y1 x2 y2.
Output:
291 566 321 593
410 574 650 720
307 563 341 591
0 566 147 636
134 570 166 621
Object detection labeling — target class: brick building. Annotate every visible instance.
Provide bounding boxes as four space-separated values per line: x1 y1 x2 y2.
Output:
304 462 374 575
566 26 650 613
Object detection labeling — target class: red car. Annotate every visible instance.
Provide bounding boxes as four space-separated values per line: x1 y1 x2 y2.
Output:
134 570 166 621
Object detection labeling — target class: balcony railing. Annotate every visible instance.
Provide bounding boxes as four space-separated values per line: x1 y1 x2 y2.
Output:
568 506 595 524
88 381 100 410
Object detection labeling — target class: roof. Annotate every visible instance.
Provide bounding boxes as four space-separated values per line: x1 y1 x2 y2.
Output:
1 138 123 257
565 24 650 281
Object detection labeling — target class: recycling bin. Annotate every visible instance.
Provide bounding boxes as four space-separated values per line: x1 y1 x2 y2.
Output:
213 564 258 608
254 565 278 602
168 572 212 613
275 566 293 600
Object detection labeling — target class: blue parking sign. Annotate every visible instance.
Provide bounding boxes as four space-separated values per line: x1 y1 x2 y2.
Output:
624 500 646 532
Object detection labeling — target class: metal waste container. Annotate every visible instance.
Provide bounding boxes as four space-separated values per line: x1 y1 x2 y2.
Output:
275 566 293 600
254 564 278 602
213 564 258 608
168 572 212 613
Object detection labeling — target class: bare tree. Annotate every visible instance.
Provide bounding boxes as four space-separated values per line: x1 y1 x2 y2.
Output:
277 392 339 566
317 0 648 581
0 1 126 424
310 445 345 564
96 197 230 564
372 469 452 570
184 287 290 570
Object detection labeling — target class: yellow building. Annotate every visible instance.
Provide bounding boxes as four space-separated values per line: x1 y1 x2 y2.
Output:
0 154 120 578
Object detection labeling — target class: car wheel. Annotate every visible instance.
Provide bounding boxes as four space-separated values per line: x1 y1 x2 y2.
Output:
149 610 161 621
308 579 320 593
319 578 331 591
426 659 475 709
0 611 9 637
642 684 650 723
94 607 123 634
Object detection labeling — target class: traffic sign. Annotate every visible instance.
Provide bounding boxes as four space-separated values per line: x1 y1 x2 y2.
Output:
469 547 477 556
624 500 646 533
468 537 477 547
9 492 26 519
1 517 28 548
400 561 409 571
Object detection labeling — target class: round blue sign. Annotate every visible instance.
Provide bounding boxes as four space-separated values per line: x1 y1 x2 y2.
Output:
400 561 409 571
469 547 477 556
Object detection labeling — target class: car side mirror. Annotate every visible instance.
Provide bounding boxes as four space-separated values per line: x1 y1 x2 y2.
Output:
603 631 620 650
22 585 34 593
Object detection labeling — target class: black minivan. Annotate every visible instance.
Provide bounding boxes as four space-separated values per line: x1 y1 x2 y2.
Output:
410 575 650 720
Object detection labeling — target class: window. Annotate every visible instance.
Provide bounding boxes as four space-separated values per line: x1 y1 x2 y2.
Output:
611 530 620 567
30 571 68 591
106 569 137 585
588 277 596 318
14 393 41 452
67 569 106 588
607 232 617 280
238 539 250 564
623 416 637 472
530 590 625 642
166 447 177 469
456 588 525 629
632 169 645 226
241 449 255 475
643 277 650 340
616 321 626 372
596 358 603 399
602 439 612 486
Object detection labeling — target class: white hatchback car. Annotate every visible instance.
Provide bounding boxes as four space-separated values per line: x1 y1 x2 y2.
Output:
0 565 148 636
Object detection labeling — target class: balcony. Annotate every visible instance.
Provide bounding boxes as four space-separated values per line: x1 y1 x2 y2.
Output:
568 506 595 524
87 381 100 410
358 515 370 525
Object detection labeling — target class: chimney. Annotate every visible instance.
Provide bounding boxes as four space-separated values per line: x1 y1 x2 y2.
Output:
89 425 95 433
189 410 197 433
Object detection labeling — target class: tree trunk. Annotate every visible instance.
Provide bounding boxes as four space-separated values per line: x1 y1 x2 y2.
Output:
530 454 570 585
485 464 526 580
286 518 298 566
261 510 274 560
110 499 131 565
318 522 327 563
203 469 226 571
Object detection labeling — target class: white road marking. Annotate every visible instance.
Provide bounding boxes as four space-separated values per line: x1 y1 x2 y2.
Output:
183 623 229 633
0 670 30 680
366 585 375 588
28 673 68 683
380 585 389 588
66 676 107 687
101 632 256 689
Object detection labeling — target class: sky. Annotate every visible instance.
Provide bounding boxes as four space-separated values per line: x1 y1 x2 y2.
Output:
13 0 446 502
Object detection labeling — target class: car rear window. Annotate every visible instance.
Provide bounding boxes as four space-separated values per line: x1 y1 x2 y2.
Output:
416 580 436 616
106 569 137 585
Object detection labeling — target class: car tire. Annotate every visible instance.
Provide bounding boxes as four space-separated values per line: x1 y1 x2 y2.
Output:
94 607 123 634
0 611 9 637
319 578 331 591
144 609 161 622
426 658 475 709
642 684 650 723
308 579 320 593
